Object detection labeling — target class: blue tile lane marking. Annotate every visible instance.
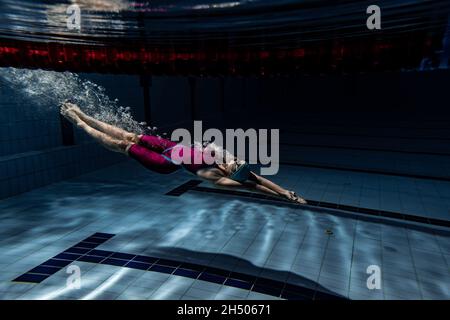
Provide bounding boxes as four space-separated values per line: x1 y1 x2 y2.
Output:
12 232 346 300
173 268 201 279
41 259 73 268
125 261 152 270
88 249 114 257
111 252 136 260
27 265 61 276
101 258 129 267
133 255 158 264
12 233 116 284
150 264 176 274
78 255 106 263
53 252 81 261
13 273 49 283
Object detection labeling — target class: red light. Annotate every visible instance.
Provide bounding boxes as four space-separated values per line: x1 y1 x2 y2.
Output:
0 46 19 54
85 50 107 61
27 49 48 57
292 49 305 57
259 51 270 59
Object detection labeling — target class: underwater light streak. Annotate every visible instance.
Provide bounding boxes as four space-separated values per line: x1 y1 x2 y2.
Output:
191 1 241 10
162 208 208 247
81 268 129 300
151 276 185 299
37 284 75 300
36 274 97 300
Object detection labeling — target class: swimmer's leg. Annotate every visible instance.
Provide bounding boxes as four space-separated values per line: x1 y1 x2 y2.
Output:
62 109 130 154
61 102 139 143
127 144 180 174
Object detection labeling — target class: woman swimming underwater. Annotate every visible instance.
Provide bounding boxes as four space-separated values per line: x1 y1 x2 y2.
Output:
61 102 307 204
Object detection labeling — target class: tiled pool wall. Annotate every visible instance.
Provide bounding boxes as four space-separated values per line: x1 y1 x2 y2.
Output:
0 74 142 199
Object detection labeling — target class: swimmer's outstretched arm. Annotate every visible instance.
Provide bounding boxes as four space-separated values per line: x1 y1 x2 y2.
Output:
215 177 279 196
197 169 280 197
248 172 289 196
248 172 306 204
209 174 306 204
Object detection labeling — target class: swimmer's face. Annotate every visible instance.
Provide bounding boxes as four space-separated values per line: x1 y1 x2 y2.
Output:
218 160 237 177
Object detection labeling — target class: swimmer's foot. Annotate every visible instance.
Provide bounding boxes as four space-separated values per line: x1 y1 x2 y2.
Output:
60 104 83 126
61 101 81 115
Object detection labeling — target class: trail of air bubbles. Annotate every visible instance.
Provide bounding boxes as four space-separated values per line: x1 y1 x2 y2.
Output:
0 67 237 163
0 67 153 135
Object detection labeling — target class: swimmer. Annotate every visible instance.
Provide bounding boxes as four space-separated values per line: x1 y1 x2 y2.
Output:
60 102 307 204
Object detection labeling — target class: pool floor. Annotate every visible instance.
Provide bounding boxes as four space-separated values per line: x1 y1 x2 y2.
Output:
0 161 449 300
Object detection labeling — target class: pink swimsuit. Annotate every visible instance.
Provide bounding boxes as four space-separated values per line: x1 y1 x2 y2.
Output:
128 135 215 174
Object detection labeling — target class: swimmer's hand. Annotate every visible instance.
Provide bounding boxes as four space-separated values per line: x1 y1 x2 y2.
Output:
285 191 307 204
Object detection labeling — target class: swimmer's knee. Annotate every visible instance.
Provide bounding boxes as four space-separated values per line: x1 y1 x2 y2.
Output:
125 133 140 144
109 140 131 155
